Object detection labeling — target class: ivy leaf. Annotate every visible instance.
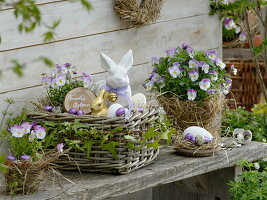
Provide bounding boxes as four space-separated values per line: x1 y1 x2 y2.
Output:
147 140 160 149
39 56 54 67
160 128 176 145
142 128 158 139
51 20 61 29
110 127 123 134
101 141 119 160
80 0 92 11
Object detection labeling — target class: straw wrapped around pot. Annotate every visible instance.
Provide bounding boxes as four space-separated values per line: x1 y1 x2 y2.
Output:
114 0 162 25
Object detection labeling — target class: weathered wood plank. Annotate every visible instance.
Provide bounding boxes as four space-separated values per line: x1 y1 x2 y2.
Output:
0 142 266 200
0 14 220 92
0 0 211 51
223 48 252 59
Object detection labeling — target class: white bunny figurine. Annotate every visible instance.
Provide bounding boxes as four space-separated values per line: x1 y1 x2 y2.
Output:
93 50 133 110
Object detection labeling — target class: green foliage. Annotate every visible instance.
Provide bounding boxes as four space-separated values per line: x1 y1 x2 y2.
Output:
42 117 175 160
11 60 25 77
223 25 237 42
38 56 54 67
229 160 267 200
0 155 8 174
222 107 267 142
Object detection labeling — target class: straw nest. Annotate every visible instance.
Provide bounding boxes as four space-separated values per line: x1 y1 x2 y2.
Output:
114 0 163 26
5 152 59 195
158 93 225 150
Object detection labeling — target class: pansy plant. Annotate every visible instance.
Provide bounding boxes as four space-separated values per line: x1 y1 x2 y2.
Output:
145 44 236 101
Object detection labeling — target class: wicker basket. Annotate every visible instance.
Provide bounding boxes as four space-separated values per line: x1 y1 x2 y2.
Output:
27 109 160 174
224 58 267 110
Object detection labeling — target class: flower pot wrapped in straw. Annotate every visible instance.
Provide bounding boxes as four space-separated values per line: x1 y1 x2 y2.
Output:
144 44 236 151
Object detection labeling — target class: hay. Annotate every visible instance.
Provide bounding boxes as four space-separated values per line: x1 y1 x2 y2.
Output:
158 93 225 151
114 0 163 26
4 151 59 195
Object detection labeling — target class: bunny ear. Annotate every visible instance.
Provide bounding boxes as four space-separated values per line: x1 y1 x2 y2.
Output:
119 49 133 71
100 52 116 71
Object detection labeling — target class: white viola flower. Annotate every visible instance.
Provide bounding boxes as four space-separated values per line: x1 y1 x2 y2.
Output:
239 32 247 42
55 74 66 87
209 70 218 81
168 66 180 78
150 72 161 83
230 65 237 75
222 79 232 95
51 78 60 89
188 59 199 68
29 130 36 142
21 122 32 134
188 70 199 82
187 89 197 101
50 70 57 77
57 143 64 153
224 17 237 30
235 26 241 34
151 56 160 64
41 76 52 88
199 78 211 91
57 66 68 74
215 58 226 70
199 61 209 74
34 127 46 139
206 50 217 61
145 81 154 91
254 162 260 170
9 125 25 138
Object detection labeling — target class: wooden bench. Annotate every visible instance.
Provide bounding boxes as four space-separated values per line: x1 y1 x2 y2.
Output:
1 141 267 200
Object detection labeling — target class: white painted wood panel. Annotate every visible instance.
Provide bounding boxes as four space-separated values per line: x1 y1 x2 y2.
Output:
0 0 210 51
0 14 220 93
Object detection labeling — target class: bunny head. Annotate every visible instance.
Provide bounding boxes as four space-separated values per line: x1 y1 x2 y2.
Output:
100 50 133 88
91 89 108 116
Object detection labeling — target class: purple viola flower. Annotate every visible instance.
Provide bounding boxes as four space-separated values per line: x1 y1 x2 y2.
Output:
186 47 195 56
168 66 180 78
184 133 196 143
209 70 218 81
182 43 190 49
50 70 57 77
9 125 25 138
207 89 216 94
206 50 217 61
57 66 68 74
81 72 93 88
166 48 177 57
199 78 211 91
41 76 52 88
199 61 209 74
55 74 66 87
20 155 31 161
21 122 32 134
149 72 160 82
187 89 197 101
173 62 180 67
64 63 72 67
188 70 199 82
151 56 160 64
224 17 236 30
188 59 199 68
57 143 64 153
144 81 154 91
239 32 247 42
179 67 185 72
7 155 16 161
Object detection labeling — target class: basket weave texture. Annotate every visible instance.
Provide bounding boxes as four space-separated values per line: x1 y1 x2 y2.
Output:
27 109 160 174
224 58 267 110
157 94 224 151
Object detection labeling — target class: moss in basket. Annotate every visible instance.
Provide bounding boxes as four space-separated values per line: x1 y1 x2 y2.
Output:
41 118 175 160
41 63 93 107
144 44 236 102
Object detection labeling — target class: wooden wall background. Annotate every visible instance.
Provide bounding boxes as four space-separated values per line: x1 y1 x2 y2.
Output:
0 0 221 118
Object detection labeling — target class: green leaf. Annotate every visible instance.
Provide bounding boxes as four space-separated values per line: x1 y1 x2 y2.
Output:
82 139 94 159
160 128 176 145
39 56 54 67
11 60 25 77
0 155 6 164
42 31 54 42
124 135 137 142
101 141 119 160
80 0 92 11
51 20 61 29
147 140 160 149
